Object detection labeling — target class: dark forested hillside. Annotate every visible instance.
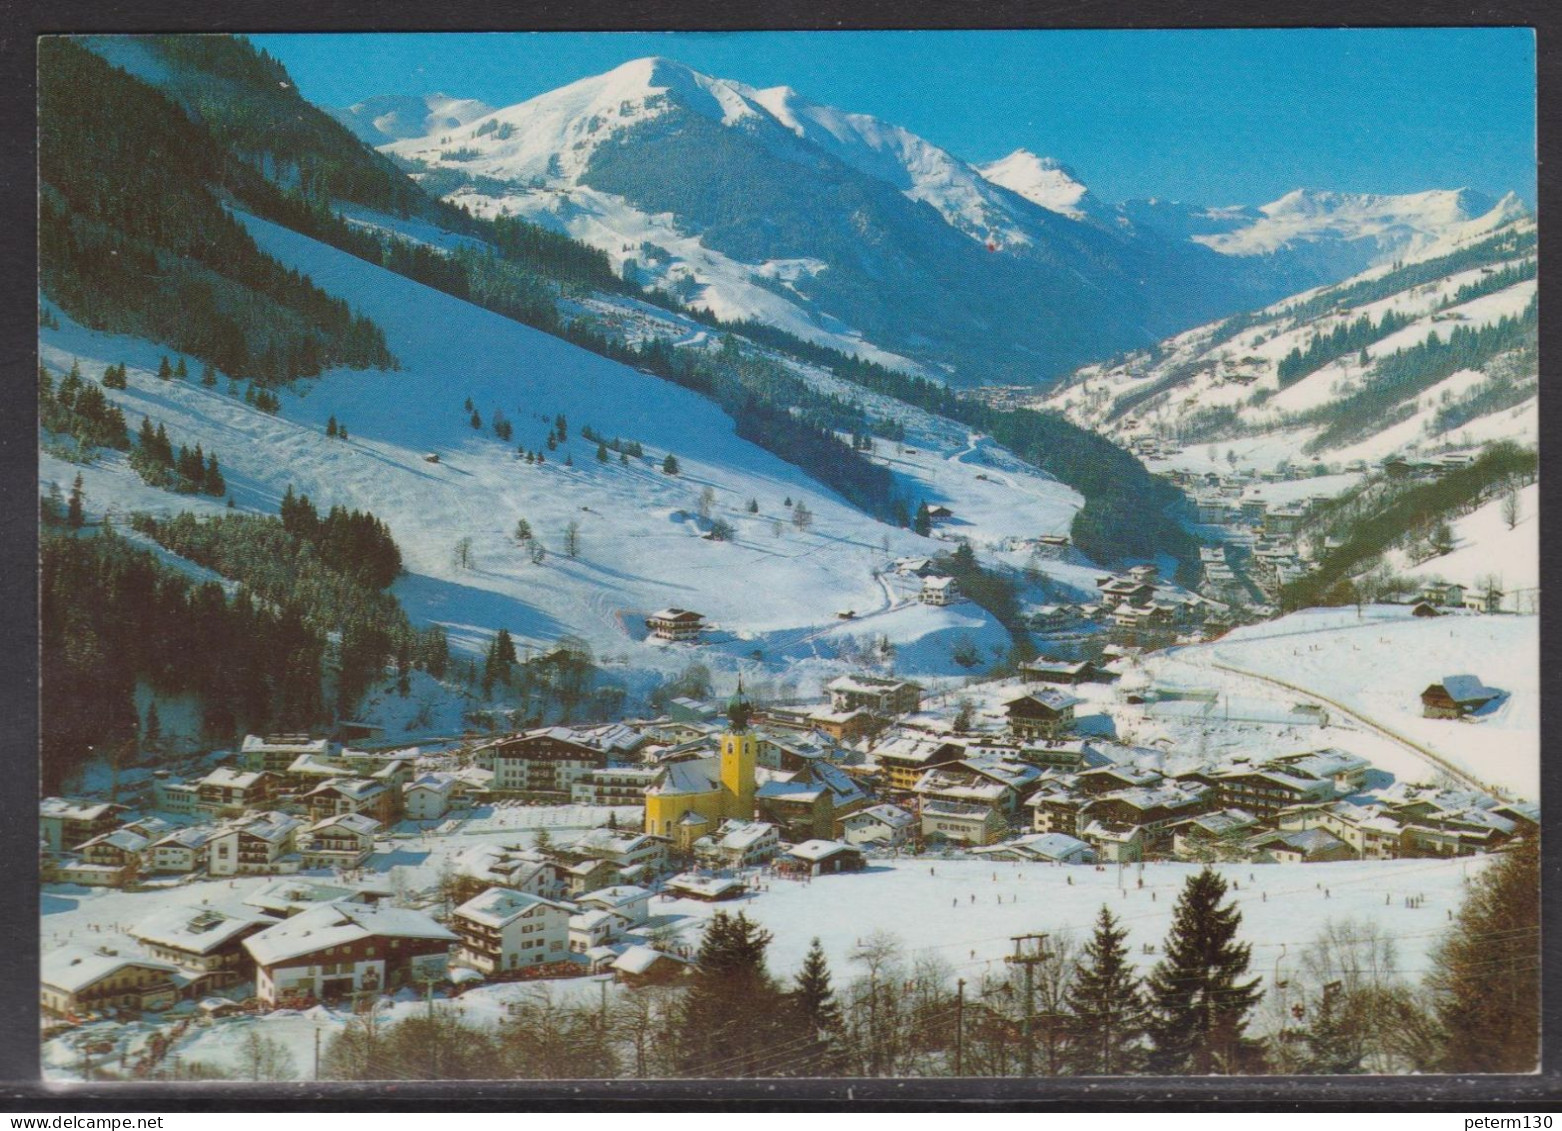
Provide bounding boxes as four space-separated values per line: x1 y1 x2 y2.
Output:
38 38 393 384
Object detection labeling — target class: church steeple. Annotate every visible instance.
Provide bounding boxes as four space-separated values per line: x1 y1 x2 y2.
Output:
726 675 752 733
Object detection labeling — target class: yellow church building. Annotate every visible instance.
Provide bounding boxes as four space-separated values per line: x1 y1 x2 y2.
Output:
643 688 757 851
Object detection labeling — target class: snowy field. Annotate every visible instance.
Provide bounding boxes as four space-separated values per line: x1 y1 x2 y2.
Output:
42 853 1486 1081
1169 607 1539 798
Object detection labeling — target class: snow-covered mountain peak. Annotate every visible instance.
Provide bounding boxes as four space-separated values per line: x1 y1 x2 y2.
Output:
977 148 1094 219
1197 186 1514 262
327 92 495 146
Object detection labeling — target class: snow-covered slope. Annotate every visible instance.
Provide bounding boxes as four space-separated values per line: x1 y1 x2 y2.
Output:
328 92 495 146
39 213 1087 694
1034 215 1537 467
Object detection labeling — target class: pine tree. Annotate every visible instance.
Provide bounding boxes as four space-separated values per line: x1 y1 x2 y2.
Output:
676 912 786 1076
157 355 173 381
67 474 85 528
596 441 609 463
1427 837 1539 1072
204 453 225 498
662 454 680 475
201 361 217 387
1065 906 1145 1075
470 409 482 430
142 700 161 751
327 415 338 438
789 937 847 1075
514 518 533 544
175 356 188 380
1144 868 1264 1075
913 501 932 537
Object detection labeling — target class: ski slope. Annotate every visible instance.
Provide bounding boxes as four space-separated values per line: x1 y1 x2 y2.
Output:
39 212 1085 689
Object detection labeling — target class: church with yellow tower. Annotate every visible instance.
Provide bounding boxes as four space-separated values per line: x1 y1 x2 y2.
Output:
643 685 758 851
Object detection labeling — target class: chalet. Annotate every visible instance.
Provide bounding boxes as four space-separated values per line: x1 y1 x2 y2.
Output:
893 557 939 578
1422 582 1468 608
826 674 923 716
196 768 275 817
41 946 181 1017
922 799 1010 846
570 765 661 806
1081 784 1214 855
1097 578 1156 608
244 903 457 1007
1264 506 1307 537
1245 828 1354 864
612 945 692 986
147 826 218 874
805 706 882 743
129 906 270 990
1004 691 1080 741
61 827 153 887
207 811 302 877
1468 586 1504 615
1028 605 1080 634
1267 748 1371 795
664 872 746 901
569 908 631 959
568 829 670 882
556 854 619 898
778 839 866 876
755 759 869 841
1279 802 1403 861
840 803 917 848
1081 820 1144 863
915 759 1040 819
647 608 705 643
1213 768 1334 822
1021 659 1108 686
973 832 1095 865
576 884 653 927
872 733 966 793
926 505 954 520
1112 603 1174 631
1400 807 1517 857
1422 675 1501 719
150 773 200 815
693 819 781 869
243 877 389 919
296 812 381 871
403 772 460 821
304 777 399 825
1171 809 1262 861
458 844 568 900
241 734 340 775
451 888 572 978
484 728 608 795
920 576 962 606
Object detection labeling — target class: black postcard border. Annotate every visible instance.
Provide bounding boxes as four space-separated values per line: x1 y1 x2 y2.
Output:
0 0 1556 1110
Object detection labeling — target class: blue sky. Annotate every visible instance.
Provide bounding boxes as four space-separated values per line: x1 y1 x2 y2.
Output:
253 29 1536 207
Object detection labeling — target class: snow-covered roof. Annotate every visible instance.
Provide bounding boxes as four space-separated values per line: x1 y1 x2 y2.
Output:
709 820 776 851
131 905 269 954
234 811 302 843
843 803 915 829
579 884 650 909
406 772 457 795
649 607 704 623
786 839 858 862
80 828 151 853
455 887 570 928
151 826 218 851
1433 674 1499 703
245 902 456 966
42 946 180 994
243 877 383 915
201 767 267 790
613 945 685 975
41 797 120 821
306 777 388 801
648 757 720 797
306 812 382 837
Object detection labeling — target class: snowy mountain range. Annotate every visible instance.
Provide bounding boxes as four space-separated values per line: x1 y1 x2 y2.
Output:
1034 211 1537 467
327 92 495 147
342 57 1524 385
